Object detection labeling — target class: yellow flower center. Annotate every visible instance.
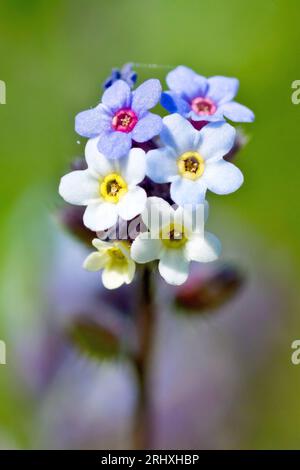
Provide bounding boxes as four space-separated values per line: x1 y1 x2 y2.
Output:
106 242 130 270
177 151 205 181
160 223 187 249
108 246 126 261
100 173 128 203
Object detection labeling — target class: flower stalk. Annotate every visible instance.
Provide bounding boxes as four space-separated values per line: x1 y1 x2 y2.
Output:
133 265 155 449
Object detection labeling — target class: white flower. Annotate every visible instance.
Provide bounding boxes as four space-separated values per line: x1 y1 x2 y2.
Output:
131 197 221 285
146 114 243 206
83 238 135 289
59 138 147 231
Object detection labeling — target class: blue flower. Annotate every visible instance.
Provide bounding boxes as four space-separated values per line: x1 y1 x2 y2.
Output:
103 63 137 90
146 114 244 206
75 79 163 160
161 65 254 123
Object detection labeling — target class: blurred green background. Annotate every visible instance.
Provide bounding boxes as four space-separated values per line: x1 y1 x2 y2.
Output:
0 0 300 449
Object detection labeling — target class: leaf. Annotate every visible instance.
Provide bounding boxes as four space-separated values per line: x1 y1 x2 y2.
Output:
68 319 121 361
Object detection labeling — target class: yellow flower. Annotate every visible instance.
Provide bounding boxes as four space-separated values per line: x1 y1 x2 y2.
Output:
83 239 135 289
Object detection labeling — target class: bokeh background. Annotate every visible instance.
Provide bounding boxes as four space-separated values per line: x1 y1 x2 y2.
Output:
0 0 300 449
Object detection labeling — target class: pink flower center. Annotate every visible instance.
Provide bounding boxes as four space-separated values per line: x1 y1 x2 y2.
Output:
112 108 138 133
191 97 216 116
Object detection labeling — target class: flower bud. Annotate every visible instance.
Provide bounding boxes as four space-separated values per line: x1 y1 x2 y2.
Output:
70 157 87 171
175 264 244 312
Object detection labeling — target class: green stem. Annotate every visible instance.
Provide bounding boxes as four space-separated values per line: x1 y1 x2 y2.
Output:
133 265 155 450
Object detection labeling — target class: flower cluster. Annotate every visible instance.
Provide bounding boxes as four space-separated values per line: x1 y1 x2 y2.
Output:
59 64 254 288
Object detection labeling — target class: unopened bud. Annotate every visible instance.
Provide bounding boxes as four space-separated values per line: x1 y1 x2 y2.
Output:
175 264 244 312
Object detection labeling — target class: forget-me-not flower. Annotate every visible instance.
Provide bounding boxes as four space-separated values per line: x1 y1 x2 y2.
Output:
84 238 135 290
146 114 244 206
161 65 254 123
59 138 147 231
131 197 221 285
75 79 163 160
103 63 137 90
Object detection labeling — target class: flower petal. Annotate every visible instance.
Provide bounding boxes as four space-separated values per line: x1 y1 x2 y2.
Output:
118 147 146 186
160 91 190 115
115 242 136 283
85 137 113 176
142 197 173 234
189 110 225 122
59 170 99 205
92 238 113 252
75 104 104 138
158 249 189 285
196 121 236 162
203 159 244 195
102 267 127 289
146 147 178 183
124 259 136 284
218 101 255 122
117 186 147 221
185 232 221 262
170 177 207 206
102 79 131 112
174 204 205 235
131 79 162 115
160 114 198 153
166 66 208 101
207 76 239 105
83 252 108 271
97 131 132 160
131 233 163 263
83 201 118 231
132 112 162 142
